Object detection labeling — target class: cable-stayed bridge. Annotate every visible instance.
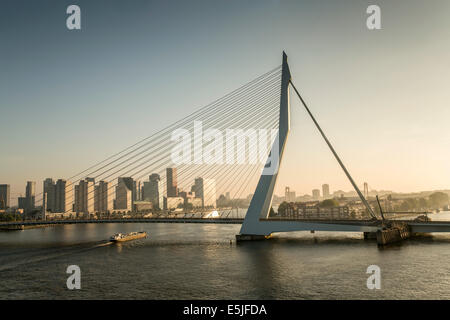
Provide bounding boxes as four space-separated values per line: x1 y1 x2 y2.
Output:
6 52 450 245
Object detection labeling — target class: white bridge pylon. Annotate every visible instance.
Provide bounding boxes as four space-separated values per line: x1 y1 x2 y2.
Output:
237 52 378 240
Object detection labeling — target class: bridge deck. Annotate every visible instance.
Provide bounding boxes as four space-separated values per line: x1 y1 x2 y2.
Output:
1 218 450 232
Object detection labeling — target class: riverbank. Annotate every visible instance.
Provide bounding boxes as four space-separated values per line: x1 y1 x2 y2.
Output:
0 224 54 231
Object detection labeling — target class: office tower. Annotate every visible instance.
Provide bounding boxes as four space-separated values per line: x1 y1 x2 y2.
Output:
137 181 142 201
74 185 79 212
225 192 231 201
0 184 10 209
43 178 56 212
95 181 113 213
285 186 296 202
115 177 134 211
166 168 178 197
18 197 27 210
192 177 216 208
312 189 320 200
75 178 95 214
322 184 330 199
94 185 100 212
25 181 36 212
143 173 161 209
191 178 203 204
55 179 74 213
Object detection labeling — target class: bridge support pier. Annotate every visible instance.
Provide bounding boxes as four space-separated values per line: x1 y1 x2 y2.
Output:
376 223 411 245
236 234 272 242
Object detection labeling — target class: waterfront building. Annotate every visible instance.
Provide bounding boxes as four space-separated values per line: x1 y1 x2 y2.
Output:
25 181 36 212
179 191 202 208
166 168 178 197
75 178 95 214
322 184 330 199
133 201 153 212
187 196 202 208
280 201 351 219
115 177 134 211
192 177 216 208
164 196 184 210
142 173 161 209
55 179 74 213
312 189 320 200
95 181 113 213
0 184 10 209
43 178 56 212
18 197 27 210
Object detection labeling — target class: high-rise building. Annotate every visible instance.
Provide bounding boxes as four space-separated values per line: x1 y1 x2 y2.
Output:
191 178 203 205
322 184 330 199
166 168 178 197
312 189 320 200
192 177 216 208
94 181 113 213
137 181 142 201
55 179 74 213
43 178 56 212
75 178 95 214
142 173 160 209
18 197 27 210
0 184 10 209
25 181 36 212
115 177 134 211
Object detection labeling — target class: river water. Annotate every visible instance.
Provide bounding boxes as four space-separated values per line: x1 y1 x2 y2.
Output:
1 212 449 299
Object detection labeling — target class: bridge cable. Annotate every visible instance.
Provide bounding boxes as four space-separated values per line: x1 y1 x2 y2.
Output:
289 80 378 220
34 66 281 205
60 83 280 214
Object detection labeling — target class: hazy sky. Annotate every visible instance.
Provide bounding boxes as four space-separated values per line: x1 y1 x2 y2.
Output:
1 0 450 201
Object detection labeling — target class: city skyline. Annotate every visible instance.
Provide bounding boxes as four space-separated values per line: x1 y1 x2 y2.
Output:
0 166 221 213
4 172 450 210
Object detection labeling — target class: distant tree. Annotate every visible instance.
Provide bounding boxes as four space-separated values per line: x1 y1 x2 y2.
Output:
277 201 289 215
429 192 449 208
0 213 21 221
418 197 428 210
319 199 339 208
399 198 418 211
269 207 275 217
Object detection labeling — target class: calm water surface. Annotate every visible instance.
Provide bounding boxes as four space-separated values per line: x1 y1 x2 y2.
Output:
1 212 450 299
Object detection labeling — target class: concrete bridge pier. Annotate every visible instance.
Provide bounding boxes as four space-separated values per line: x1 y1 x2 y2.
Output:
376 223 411 246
